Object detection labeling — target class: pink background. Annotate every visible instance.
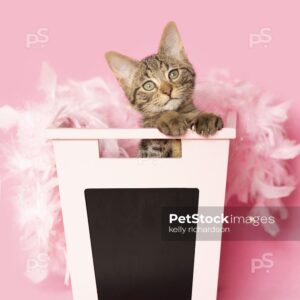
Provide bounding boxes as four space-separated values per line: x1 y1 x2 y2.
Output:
1 0 300 299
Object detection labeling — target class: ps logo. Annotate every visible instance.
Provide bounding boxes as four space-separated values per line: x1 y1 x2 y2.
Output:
26 28 49 48
26 253 50 283
251 252 274 274
249 28 272 48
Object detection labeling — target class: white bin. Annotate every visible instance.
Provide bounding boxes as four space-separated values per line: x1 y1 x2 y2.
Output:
47 115 236 300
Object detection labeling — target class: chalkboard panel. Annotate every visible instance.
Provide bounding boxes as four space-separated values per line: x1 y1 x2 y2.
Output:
85 188 199 300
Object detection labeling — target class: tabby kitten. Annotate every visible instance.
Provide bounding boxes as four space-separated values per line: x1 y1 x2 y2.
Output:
105 22 223 157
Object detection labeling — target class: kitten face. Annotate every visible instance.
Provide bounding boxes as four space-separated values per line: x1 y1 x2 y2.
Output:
105 22 195 116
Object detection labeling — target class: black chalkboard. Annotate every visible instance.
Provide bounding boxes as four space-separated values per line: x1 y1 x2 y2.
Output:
85 188 198 300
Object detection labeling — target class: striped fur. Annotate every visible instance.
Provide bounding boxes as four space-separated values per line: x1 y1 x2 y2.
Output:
105 22 223 157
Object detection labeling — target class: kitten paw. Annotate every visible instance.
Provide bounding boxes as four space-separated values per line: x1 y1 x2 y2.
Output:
157 112 188 136
194 113 223 136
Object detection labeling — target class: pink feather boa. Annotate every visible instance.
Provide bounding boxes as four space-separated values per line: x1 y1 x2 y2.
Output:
0 64 299 283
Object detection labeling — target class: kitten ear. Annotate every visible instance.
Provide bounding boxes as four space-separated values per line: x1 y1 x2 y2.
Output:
158 22 187 60
105 51 139 87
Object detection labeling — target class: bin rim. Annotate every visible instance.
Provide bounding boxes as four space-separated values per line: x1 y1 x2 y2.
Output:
47 113 236 140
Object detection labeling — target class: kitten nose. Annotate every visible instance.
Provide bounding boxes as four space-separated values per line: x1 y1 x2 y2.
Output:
160 82 173 96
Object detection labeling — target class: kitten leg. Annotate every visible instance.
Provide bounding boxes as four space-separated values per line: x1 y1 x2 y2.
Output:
156 111 188 136
138 139 172 158
171 139 182 158
193 113 223 136
184 110 223 137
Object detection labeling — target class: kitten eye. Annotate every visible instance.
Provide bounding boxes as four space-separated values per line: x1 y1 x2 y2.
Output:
143 81 156 91
168 69 179 80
